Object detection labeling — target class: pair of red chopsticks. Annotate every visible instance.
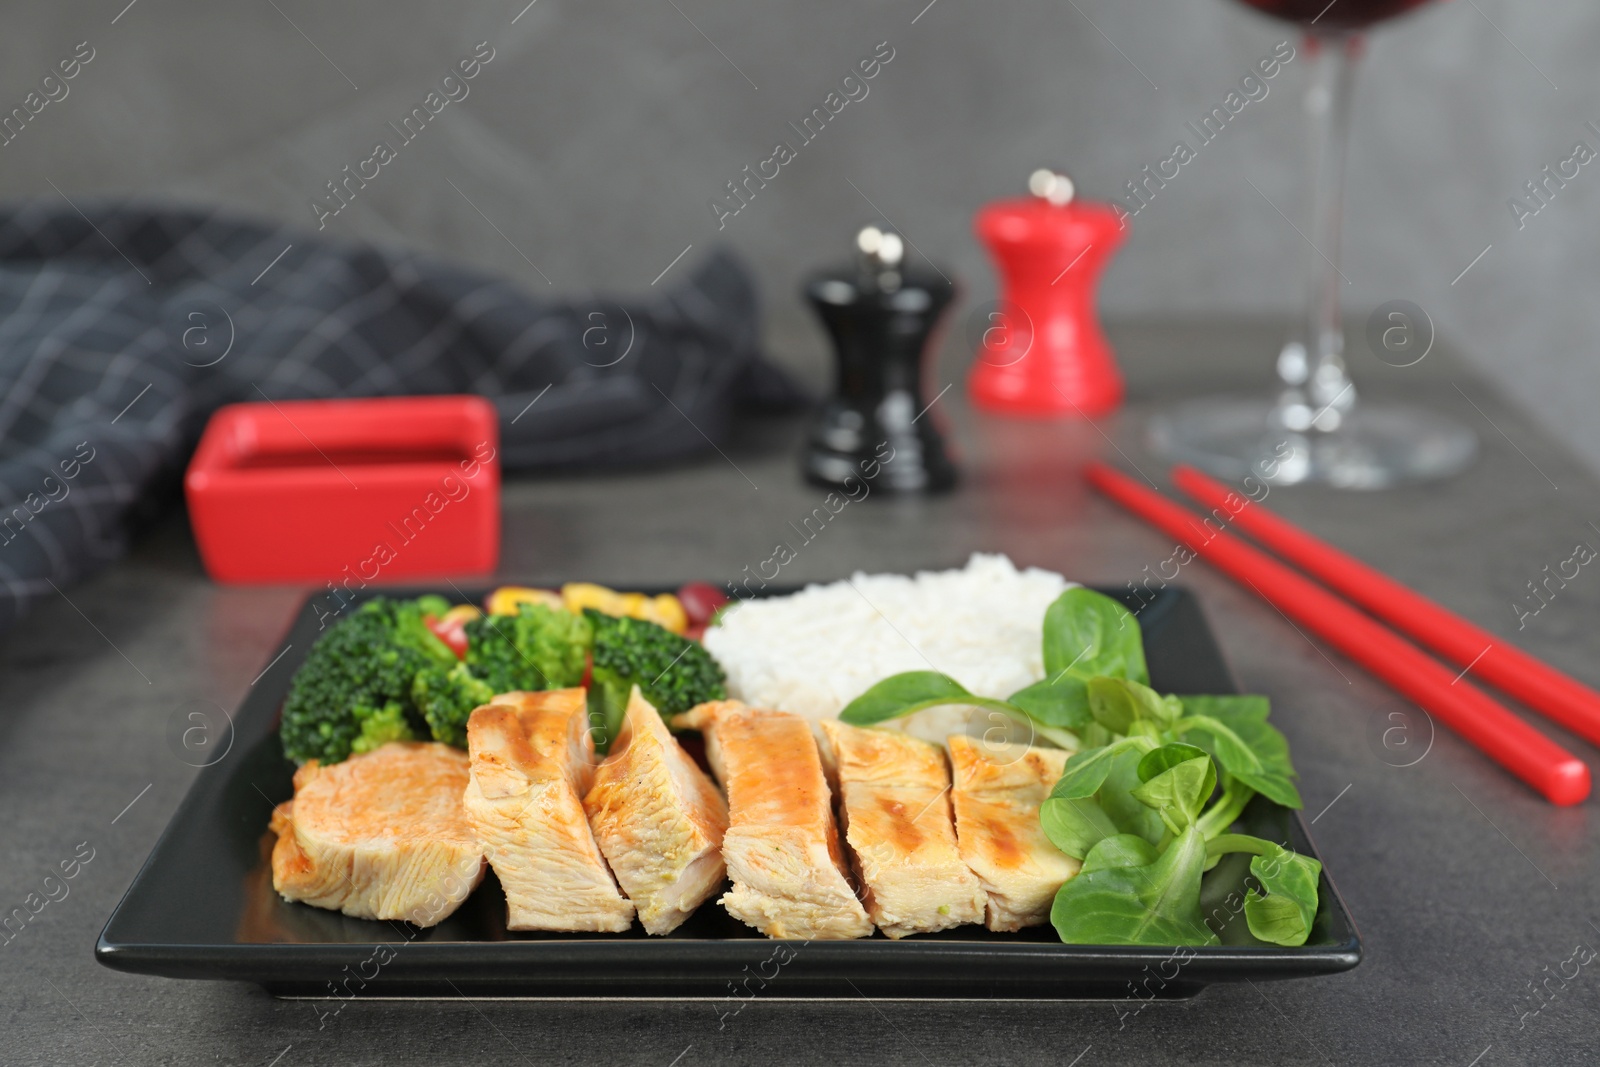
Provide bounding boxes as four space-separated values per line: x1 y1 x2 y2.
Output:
1085 461 1594 806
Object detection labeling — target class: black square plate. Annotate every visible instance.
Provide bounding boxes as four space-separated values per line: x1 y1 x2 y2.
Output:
96 585 1361 999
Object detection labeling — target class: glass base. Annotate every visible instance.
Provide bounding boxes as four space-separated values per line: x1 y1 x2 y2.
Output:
1148 398 1478 489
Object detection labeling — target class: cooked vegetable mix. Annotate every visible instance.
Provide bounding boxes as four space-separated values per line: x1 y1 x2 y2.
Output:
409 660 497 749
424 603 481 658
586 608 727 744
282 587 726 762
485 585 565 617
279 596 459 764
839 587 1320 948
562 582 688 634
464 603 592 694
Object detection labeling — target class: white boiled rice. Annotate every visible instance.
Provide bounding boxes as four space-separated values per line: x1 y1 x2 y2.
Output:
703 554 1075 744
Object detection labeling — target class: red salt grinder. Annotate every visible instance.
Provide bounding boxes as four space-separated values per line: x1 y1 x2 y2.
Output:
968 169 1126 417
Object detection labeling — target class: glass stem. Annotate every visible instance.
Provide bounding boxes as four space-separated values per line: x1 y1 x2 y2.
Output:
1299 33 1359 431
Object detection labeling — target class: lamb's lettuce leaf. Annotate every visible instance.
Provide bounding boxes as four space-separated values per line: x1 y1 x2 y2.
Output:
1040 797 1123 859
1087 676 1181 734
1176 695 1302 809
1132 743 1217 835
1007 674 1093 731
1051 826 1218 946
1043 738 1165 858
838 671 1018 726
1245 843 1323 946
1200 834 1323 947
1041 588 1149 684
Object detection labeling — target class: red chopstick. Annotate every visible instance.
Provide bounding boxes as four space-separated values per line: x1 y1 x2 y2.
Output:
1084 462 1590 806
1172 463 1600 752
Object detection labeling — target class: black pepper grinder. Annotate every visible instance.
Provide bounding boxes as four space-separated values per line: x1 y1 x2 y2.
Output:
801 225 958 494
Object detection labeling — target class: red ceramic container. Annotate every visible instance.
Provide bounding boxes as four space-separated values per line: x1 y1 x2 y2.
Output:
185 395 500 584
969 195 1126 417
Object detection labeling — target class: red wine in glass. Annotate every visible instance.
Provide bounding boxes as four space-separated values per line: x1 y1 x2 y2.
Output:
1235 0 1432 31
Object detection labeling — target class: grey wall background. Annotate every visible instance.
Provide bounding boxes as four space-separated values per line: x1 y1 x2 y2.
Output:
5 0 1599 470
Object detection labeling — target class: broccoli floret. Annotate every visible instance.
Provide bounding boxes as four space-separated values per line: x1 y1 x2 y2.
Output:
411 661 497 749
279 596 458 764
585 608 726 745
350 700 415 755
465 603 590 694
397 603 591 750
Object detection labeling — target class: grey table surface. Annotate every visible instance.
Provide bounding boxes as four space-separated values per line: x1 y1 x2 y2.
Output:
3 319 1597 1067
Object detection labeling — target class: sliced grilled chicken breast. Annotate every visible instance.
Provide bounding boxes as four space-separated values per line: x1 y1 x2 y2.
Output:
676 701 872 940
584 687 729 935
270 741 484 926
819 720 986 939
946 735 1079 932
464 689 635 932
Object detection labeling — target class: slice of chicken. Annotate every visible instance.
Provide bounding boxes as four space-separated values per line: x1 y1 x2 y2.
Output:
819 720 986 939
464 689 634 932
676 701 872 940
270 741 484 926
584 687 729 935
946 735 1080 932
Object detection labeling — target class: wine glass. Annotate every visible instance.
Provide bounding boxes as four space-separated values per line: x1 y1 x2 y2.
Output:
1149 0 1476 489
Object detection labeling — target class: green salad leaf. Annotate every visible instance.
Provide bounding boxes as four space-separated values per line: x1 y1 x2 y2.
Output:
1078 833 1159 873
1176 695 1302 809
1043 738 1165 859
838 671 1020 727
1040 797 1124 860
1007 674 1093 732
1051 826 1218 947
1043 587 1149 684
1052 736 1156 801
1203 834 1323 946
1132 743 1217 835
1087 676 1180 734
1245 844 1323 946
1195 774 1258 842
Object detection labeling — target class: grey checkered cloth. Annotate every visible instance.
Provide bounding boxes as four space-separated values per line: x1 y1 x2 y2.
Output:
0 202 801 628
